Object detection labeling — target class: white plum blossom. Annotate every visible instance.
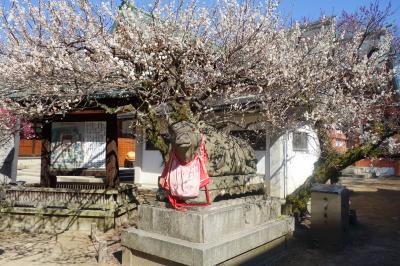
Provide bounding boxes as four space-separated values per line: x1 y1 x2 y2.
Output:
0 0 397 144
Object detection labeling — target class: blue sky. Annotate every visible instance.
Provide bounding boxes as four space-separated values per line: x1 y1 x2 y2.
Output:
6 0 399 31
123 0 399 82
278 0 399 27
6 0 399 26
122 0 400 29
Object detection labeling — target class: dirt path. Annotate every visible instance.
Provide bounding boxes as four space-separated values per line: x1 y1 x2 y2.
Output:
0 231 98 266
1 178 399 266
0 191 142 266
0 229 124 266
277 177 400 266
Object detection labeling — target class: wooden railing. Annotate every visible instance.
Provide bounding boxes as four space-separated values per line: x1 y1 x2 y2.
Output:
0 183 138 232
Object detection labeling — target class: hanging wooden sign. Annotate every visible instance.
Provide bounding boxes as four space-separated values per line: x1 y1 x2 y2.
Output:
50 121 106 169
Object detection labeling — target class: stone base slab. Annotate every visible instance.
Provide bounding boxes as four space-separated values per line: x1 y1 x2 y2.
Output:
138 195 281 243
122 216 294 266
157 175 267 203
122 234 291 266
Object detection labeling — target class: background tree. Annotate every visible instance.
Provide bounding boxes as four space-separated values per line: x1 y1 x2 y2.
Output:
0 108 35 146
286 1 399 214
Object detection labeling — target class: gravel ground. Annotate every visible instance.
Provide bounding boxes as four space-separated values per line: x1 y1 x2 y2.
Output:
0 228 129 266
276 176 400 266
1 177 399 266
0 231 100 266
0 224 135 266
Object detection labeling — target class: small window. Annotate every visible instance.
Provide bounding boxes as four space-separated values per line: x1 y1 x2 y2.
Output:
292 132 308 151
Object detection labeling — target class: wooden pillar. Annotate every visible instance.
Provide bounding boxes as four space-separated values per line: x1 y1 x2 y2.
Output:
106 115 119 188
40 122 57 187
10 118 20 184
133 127 143 185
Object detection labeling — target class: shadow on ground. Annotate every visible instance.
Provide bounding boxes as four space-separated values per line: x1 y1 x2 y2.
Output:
113 250 122 264
0 232 98 266
276 178 400 266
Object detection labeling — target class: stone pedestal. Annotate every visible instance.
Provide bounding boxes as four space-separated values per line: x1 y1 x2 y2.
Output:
121 195 294 266
311 184 350 250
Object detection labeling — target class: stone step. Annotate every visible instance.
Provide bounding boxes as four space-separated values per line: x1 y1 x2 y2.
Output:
340 174 368 179
17 158 41 170
16 172 39 177
122 216 294 266
17 167 41 172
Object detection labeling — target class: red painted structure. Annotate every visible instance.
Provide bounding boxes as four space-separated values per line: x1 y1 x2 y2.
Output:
330 130 400 176
19 129 136 168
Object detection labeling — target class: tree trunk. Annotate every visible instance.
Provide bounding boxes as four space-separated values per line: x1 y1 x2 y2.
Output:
139 100 194 162
285 130 397 214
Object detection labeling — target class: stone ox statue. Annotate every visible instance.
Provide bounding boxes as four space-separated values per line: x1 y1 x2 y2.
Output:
169 121 256 176
159 121 265 205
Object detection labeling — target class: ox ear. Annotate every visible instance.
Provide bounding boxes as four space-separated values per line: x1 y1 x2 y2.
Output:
167 123 173 132
167 120 181 132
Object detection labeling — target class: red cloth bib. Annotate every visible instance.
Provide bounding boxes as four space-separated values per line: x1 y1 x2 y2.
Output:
160 135 211 210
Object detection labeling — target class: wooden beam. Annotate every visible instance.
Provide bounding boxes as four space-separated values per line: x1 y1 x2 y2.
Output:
106 115 119 188
49 169 106 177
56 113 109 122
40 123 57 187
68 109 106 115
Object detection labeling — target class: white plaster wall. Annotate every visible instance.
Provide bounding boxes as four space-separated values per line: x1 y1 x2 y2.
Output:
138 143 164 188
254 150 266 175
269 137 284 198
268 126 320 199
285 127 320 197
